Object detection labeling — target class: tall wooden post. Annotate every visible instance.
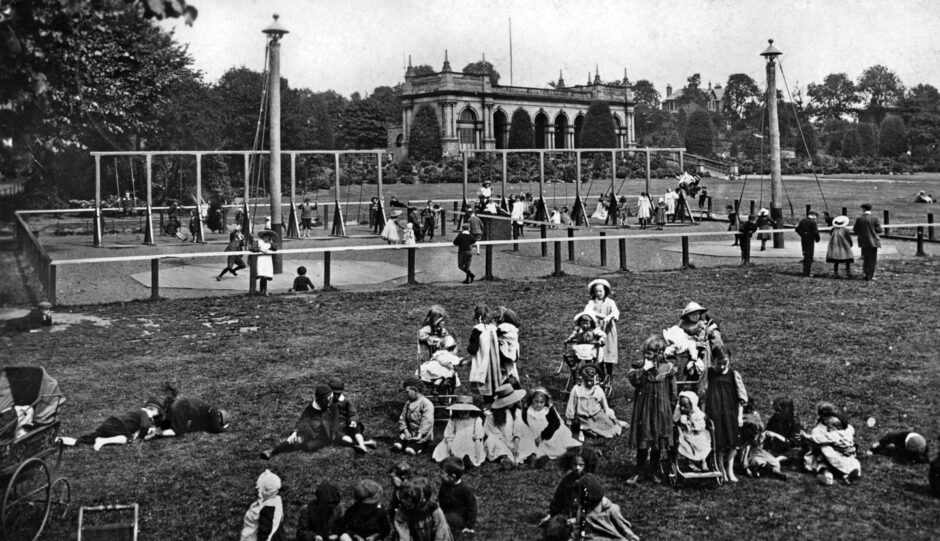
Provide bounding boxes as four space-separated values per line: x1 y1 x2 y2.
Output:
263 14 289 273
762 39 785 248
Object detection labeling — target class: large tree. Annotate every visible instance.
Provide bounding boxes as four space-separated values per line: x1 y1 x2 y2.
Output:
462 60 500 86
578 101 617 148
407 105 442 161
907 112 940 158
857 65 905 109
723 73 761 126
631 80 660 109
879 114 908 157
684 109 714 156
806 73 860 121
677 73 709 109
795 122 818 159
902 84 940 113
857 123 878 157
507 108 534 149
337 85 401 149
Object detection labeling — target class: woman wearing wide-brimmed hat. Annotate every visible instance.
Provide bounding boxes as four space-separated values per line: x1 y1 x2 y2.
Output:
825 215 854 279
484 384 536 468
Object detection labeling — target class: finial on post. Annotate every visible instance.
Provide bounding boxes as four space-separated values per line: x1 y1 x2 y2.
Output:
262 13 289 41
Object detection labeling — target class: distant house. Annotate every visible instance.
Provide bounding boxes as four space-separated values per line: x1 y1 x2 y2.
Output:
661 82 726 115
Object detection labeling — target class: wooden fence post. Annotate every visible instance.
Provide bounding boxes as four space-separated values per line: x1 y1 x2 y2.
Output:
151 258 160 300
619 238 627 271
48 261 57 306
323 251 331 290
599 232 607 267
407 247 417 284
916 227 925 257
681 236 691 269
541 225 547 257
248 254 257 294
567 228 575 261
929 213 935 241
553 241 563 276
485 244 493 280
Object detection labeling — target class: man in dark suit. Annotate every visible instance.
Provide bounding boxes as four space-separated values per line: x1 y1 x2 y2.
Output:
852 203 883 281
795 210 821 277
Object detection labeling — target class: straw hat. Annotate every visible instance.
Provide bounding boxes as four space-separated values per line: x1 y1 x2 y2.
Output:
758 208 770 217
446 395 480 412
573 311 597 326
491 384 526 409
587 278 611 295
680 301 707 318
832 216 849 228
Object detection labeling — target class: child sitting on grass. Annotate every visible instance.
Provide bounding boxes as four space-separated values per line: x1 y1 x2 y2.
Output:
573 474 640 541
437 457 478 539
295 482 341 541
59 399 164 451
335 480 390 541
393 377 435 455
802 403 860 486
521 387 581 465
240 470 284 541
327 377 377 454
289 266 316 293
432 396 485 468
763 396 804 458
392 477 453 541
566 364 623 440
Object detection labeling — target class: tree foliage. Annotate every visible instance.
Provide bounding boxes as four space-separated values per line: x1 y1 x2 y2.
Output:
337 85 401 149
408 105 442 161
841 127 860 158
578 101 617 149
507 108 534 149
879 114 908 157
684 109 715 156
677 73 709 109
857 65 905 109
462 61 500 86
795 122 817 159
907 112 940 158
902 84 940 112
723 73 761 126
806 73 860 122
412 64 436 77
631 80 660 108
857 123 878 157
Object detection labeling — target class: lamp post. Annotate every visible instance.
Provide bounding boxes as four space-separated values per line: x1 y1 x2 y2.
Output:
263 13 289 272
761 39 784 248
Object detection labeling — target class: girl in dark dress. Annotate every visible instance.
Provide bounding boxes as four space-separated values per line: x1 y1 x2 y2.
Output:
764 396 803 458
699 347 748 482
626 335 678 485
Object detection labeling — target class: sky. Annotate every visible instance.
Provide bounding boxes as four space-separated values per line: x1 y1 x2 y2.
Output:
160 0 940 99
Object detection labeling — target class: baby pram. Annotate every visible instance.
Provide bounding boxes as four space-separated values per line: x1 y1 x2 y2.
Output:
0 366 70 540
667 418 724 488
557 343 613 398
417 350 462 424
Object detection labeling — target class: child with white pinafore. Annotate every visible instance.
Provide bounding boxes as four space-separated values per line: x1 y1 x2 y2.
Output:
432 396 485 467
520 387 580 466
583 278 620 384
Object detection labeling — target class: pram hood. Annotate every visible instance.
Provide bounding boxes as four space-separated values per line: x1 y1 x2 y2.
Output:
0 366 65 425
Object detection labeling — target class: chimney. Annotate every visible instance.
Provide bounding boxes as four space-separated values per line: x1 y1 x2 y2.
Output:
666 84 673 97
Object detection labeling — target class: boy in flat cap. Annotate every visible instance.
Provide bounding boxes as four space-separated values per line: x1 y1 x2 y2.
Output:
327 377 377 454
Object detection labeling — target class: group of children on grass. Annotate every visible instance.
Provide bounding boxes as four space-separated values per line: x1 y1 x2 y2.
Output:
51 275 940 541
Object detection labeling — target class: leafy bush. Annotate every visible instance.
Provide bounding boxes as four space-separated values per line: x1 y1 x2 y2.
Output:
508 108 535 149
408 105 443 161
684 109 715 156
579 101 617 149
879 114 908 157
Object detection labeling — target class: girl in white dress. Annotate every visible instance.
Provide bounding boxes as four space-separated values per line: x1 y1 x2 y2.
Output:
583 278 620 383
432 396 485 467
484 384 535 468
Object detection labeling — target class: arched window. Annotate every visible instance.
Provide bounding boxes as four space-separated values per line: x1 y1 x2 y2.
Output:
457 108 478 149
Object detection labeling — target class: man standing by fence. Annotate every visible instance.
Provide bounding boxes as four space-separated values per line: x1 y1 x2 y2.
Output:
795 210 821 277
853 203 883 281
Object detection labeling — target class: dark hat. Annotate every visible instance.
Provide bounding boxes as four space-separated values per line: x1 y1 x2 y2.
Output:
354 479 383 504
314 482 341 504
578 474 605 506
327 377 344 391
860 203 872 210
314 384 333 401
144 398 165 415
402 376 423 391
441 456 465 476
579 363 600 377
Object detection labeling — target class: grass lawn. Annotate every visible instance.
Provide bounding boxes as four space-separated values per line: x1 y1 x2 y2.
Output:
2 257 939 540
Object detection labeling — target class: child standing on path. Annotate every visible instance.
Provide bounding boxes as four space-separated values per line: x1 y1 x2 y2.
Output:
727 205 739 246
453 224 477 284
217 226 247 281
738 214 757 265
583 279 619 385
654 198 667 230
698 347 748 482
826 215 855 278
626 336 677 485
